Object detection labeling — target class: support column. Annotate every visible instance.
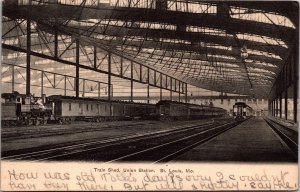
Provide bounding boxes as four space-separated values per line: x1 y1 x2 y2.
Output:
11 65 15 92
64 75 67 96
174 80 177 100
108 52 112 116
275 98 278 117
75 39 80 98
293 72 298 123
82 79 85 97
154 71 156 86
26 18 31 95
108 52 111 101
53 74 56 88
120 57 123 77
98 82 100 98
293 46 298 123
170 78 172 101
279 94 282 118
41 71 44 96
178 81 181 102
130 62 133 102
147 68 150 104
140 65 143 82
185 83 188 103
160 73 162 100
94 46 97 69
270 100 273 116
54 27 58 58
273 100 275 116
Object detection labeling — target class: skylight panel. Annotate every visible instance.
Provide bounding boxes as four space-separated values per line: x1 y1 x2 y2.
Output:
187 26 229 37
248 73 274 79
244 59 278 68
205 43 232 51
247 67 276 75
236 33 287 48
168 1 216 14
207 54 236 60
246 49 282 60
230 7 295 29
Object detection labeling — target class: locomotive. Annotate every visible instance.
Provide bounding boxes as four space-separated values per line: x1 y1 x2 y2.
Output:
1 92 227 126
233 102 253 120
1 92 52 126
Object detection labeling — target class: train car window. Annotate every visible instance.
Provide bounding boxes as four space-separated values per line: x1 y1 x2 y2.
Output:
69 103 72 111
97 104 99 113
16 97 21 103
25 98 31 104
22 98 25 104
91 104 93 111
86 104 89 111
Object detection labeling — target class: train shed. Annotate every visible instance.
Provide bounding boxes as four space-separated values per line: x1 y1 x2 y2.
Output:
1 0 299 168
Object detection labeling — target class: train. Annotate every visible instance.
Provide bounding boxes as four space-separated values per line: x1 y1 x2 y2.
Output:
233 102 253 120
1 92 227 126
157 100 227 121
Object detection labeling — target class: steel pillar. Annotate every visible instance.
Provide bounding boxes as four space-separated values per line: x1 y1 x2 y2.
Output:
120 57 123 76
293 55 298 123
54 27 58 58
11 65 14 92
279 93 282 118
178 81 181 102
131 62 133 102
160 73 162 100
275 98 278 117
82 79 85 97
147 68 150 104
98 82 100 98
184 83 188 103
26 18 31 95
170 78 172 101
64 75 67 96
274 99 276 117
108 52 111 101
294 31 299 123
108 52 112 116
94 46 97 68
41 71 44 96
75 39 80 98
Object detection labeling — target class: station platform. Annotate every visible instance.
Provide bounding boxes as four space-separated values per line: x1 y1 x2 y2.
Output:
173 117 297 162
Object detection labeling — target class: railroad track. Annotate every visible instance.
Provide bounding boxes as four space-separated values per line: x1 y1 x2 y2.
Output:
264 118 298 158
1 121 157 141
2 120 235 161
107 120 242 163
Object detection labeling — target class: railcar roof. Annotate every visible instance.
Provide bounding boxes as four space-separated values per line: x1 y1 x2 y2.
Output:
47 95 155 105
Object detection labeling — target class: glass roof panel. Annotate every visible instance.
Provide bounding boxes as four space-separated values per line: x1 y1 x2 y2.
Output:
230 7 295 29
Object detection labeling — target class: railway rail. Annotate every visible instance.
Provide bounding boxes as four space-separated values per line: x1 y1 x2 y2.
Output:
2 121 157 141
3 119 242 162
264 118 298 158
107 120 242 163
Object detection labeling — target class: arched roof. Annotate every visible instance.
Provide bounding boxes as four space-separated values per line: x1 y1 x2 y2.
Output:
2 0 298 98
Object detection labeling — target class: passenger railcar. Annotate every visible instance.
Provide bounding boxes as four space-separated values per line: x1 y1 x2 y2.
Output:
156 100 226 121
47 95 157 123
233 102 253 120
2 92 226 126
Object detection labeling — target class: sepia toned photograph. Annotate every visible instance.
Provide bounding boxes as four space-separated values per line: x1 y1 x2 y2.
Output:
1 0 298 191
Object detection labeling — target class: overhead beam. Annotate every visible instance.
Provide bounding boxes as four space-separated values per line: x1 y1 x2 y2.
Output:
3 4 295 41
2 43 184 93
